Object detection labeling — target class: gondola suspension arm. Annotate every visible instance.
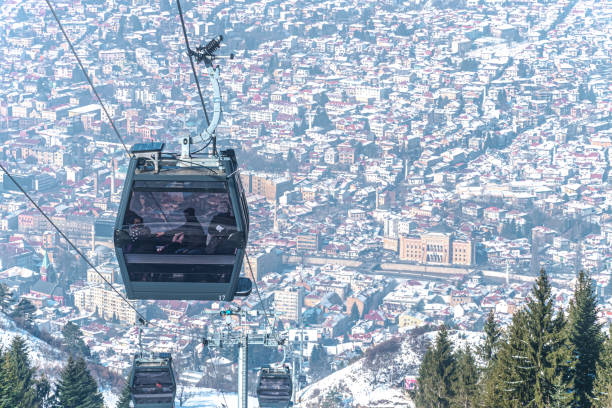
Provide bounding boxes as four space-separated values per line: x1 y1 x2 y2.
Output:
176 0 231 157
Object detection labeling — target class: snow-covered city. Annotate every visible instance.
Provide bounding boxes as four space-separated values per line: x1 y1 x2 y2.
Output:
0 0 610 406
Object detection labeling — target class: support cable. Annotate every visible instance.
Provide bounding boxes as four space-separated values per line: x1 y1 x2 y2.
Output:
1 162 183 342
43 0 130 157
3 160 231 405
176 0 210 128
0 162 144 322
207 343 230 408
245 251 283 343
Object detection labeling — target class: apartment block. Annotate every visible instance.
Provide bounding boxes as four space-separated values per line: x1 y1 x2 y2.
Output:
274 288 303 321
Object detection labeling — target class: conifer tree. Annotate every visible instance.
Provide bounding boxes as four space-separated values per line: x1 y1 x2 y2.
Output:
350 303 360 321
0 283 13 314
415 325 457 408
524 269 567 407
0 346 5 405
55 356 104 408
11 298 35 328
0 336 38 408
566 270 603 407
490 309 532 408
452 347 478 408
115 383 131 408
478 309 501 364
62 322 91 358
35 375 55 408
591 327 612 407
159 0 170 12
550 373 573 408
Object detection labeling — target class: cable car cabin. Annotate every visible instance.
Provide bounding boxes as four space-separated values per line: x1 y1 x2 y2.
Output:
114 142 252 301
130 354 176 408
256 366 293 408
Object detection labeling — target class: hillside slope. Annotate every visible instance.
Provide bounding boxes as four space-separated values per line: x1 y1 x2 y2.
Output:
0 313 120 406
298 336 421 408
0 313 260 407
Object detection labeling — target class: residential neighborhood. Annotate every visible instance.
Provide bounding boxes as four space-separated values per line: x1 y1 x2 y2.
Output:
0 0 610 402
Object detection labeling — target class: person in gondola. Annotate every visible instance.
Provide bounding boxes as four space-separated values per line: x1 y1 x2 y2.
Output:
128 216 153 253
205 201 237 255
156 207 206 254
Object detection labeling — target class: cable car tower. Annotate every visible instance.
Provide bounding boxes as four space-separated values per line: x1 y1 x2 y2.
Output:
204 308 304 408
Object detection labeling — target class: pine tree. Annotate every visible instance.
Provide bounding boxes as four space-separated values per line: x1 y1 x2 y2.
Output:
350 303 360 321
566 270 604 407
490 309 532 408
35 375 55 408
550 372 573 408
11 298 36 328
115 383 131 408
129 15 142 31
415 325 457 408
159 0 170 12
16 7 27 22
524 269 568 407
0 336 38 408
452 347 479 408
62 322 91 358
117 16 127 40
0 283 13 314
478 310 501 364
55 356 104 408
591 327 612 407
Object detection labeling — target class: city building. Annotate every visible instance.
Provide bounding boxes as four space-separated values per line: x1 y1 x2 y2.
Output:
399 233 474 265
274 288 303 321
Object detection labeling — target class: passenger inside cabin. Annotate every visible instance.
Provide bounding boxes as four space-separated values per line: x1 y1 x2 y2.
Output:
128 215 153 253
206 201 237 255
155 207 206 254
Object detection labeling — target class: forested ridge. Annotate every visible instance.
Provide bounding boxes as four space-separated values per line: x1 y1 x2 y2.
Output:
414 269 612 408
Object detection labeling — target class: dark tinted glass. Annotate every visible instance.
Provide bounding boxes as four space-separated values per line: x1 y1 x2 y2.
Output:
258 376 292 397
121 180 239 256
132 369 174 394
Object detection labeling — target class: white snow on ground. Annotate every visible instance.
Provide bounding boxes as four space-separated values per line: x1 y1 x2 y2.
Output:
1 313 259 408
0 313 121 407
424 329 485 352
1 311 484 408
176 387 260 407
101 389 118 408
298 338 420 408
0 313 64 377
298 358 414 408
298 330 485 407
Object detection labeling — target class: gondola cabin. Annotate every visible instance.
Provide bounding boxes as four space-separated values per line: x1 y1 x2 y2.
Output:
256 365 293 408
114 142 252 301
129 354 176 408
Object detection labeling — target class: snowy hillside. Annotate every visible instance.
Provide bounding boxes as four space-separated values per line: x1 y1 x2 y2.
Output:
0 313 121 407
298 336 421 408
2 313 485 408
424 329 485 352
176 387 260 407
0 313 261 407
0 312 65 378
297 329 485 407
298 359 414 408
